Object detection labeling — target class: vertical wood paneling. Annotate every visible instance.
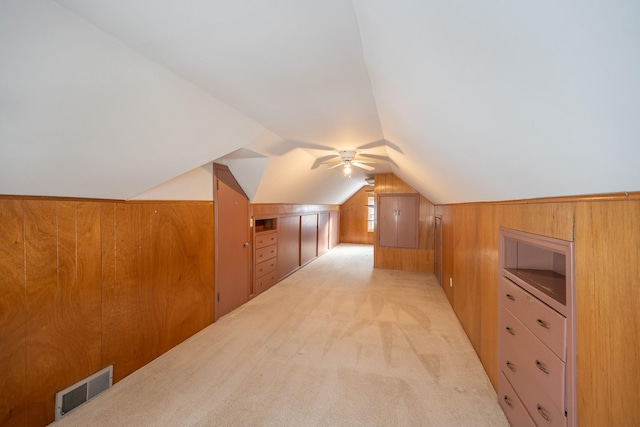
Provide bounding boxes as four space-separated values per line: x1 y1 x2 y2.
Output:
300 214 318 265
104 203 145 382
0 200 27 427
440 198 640 425
340 186 374 244
329 210 340 249
452 204 480 348
166 203 214 346
476 204 499 388
1 198 215 427
374 174 435 272
142 203 172 356
574 200 640 427
100 203 116 371
23 201 58 426
436 205 455 305
278 215 301 279
317 212 329 256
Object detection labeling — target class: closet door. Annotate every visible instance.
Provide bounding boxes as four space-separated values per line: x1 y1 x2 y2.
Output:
378 195 399 247
396 195 418 248
377 194 419 249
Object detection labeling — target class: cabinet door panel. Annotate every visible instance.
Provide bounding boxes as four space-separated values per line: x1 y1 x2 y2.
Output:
396 195 419 248
378 195 398 247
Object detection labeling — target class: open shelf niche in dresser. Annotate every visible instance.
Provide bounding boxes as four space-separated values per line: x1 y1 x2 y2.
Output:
498 227 576 427
253 217 278 297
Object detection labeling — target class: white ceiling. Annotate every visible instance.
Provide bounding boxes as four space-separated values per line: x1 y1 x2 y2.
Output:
1 0 638 204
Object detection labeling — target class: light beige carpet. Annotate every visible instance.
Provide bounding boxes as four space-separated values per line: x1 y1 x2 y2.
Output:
51 244 508 426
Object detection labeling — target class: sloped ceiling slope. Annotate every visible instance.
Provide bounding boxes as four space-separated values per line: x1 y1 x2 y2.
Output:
354 1 640 203
1 0 638 204
0 0 282 200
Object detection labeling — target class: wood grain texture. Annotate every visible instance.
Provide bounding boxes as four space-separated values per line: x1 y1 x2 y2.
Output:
329 210 340 249
22 202 102 427
300 214 318 266
103 202 215 383
23 200 59 426
0 198 215 427
340 186 374 244
439 198 640 425
278 215 301 279
373 174 435 272
167 203 214 345
574 200 640 427
0 200 27 427
317 212 329 256
252 204 339 218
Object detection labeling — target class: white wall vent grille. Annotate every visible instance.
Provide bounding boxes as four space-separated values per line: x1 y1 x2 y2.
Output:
55 365 113 420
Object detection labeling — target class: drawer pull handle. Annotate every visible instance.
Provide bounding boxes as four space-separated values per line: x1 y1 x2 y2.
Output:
506 361 516 372
505 326 515 336
503 395 514 408
535 360 549 374
536 404 552 423
506 293 515 301
536 319 550 329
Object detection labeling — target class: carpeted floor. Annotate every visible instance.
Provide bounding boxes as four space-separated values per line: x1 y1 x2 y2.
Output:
51 244 508 426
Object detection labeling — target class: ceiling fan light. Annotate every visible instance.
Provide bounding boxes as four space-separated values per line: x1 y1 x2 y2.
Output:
344 163 352 176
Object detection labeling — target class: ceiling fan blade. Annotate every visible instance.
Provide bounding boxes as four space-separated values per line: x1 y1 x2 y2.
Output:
326 162 345 169
352 161 375 171
358 154 399 169
311 154 341 169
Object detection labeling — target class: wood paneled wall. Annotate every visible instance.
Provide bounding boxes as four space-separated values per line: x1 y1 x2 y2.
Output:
0 198 214 427
436 195 640 427
340 186 374 245
252 204 340 280
373 173 435 272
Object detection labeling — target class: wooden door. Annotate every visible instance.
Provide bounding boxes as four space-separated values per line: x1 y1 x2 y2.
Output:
317 212 329 256
214 164 250 320
434 215 442 285
377 194 419 248
278 215 301 279
396 195 418 248
377 195 398 247
300 214 318 265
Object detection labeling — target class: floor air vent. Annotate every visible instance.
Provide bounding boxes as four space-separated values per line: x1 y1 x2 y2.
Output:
55 365 113 421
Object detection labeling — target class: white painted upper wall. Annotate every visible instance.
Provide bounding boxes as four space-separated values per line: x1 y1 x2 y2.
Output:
1 0 638 204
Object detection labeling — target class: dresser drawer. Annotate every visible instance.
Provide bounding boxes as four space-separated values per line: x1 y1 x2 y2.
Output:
501 306 565 408
255 232 277 249
500 276 566 360
255 257 277 278
255 244 277 262
254 271 278 294
498 372 536 427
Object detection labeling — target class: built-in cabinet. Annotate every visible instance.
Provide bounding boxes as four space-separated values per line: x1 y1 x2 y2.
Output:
377 193 419 248
253 218 278 296
251 206 340 297
498 227 575 427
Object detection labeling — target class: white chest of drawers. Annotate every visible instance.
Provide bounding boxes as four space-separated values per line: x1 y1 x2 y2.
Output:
498 228 576 427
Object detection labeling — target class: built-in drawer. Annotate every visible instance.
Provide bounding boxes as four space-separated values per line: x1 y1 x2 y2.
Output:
501 306 565 409
498 372 536 427
255 231 277 249
255 257 277 278
255 244 277 262
500 275 566 360
254 271 278 294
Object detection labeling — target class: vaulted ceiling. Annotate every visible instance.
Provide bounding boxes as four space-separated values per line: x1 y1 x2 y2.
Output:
1 1 638 204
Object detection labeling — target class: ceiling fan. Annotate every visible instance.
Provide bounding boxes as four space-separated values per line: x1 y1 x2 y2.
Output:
321 150 375 176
